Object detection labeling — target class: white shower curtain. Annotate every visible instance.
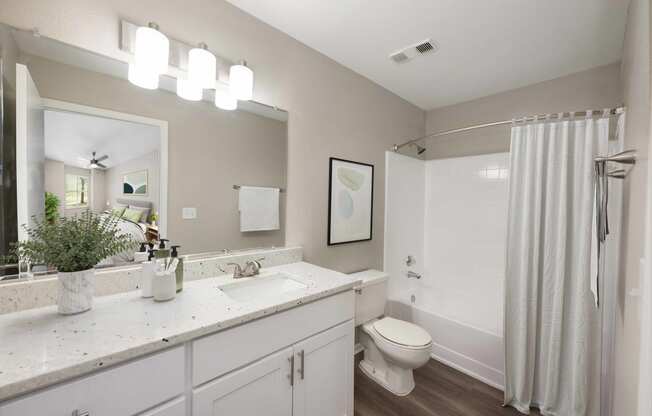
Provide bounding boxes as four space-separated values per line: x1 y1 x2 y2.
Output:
504 113 611 416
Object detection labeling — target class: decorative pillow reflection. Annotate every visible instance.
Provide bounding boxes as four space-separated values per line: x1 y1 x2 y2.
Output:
111 206 126 217
122 208 143 223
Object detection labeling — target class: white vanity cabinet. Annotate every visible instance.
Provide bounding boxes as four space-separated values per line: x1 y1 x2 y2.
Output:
292 320 354 416
0 290 355 416
192 320 354 416
193 347 294 415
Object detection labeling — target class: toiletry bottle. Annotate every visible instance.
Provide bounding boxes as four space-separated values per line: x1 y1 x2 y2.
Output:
140 249 158 298
171 245 183 292
156 238 170 258
134 242 149 263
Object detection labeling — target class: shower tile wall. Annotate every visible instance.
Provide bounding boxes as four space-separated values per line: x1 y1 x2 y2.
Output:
384 151 510 388
424 152 509 336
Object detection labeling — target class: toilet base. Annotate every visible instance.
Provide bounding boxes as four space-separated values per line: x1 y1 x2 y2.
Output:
359 358 415 396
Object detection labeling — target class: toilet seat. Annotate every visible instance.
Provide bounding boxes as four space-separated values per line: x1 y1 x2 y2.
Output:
372 317 432 348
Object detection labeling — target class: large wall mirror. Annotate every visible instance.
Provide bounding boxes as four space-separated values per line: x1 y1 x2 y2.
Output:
0 22 288 281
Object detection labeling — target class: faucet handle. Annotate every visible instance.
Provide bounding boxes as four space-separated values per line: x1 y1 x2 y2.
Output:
245 258 264 276
225 262 244 278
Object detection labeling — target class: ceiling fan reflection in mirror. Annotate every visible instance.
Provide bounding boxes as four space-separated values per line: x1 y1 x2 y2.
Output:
79 151 109 169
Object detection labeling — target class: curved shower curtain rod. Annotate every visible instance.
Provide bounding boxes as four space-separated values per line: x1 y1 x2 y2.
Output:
392 105 626 152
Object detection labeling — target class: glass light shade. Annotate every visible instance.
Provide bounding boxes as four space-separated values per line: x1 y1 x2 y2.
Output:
176 77 203 101
229 63 254 101
214 85 237 111
188 46 216 89
128 63 159 89
134 25 169 74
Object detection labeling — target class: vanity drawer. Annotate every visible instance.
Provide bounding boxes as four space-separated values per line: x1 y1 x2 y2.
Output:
192 290 354 386
0 346 185 416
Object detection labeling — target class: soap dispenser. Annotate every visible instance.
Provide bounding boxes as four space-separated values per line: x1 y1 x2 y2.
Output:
134 242 149 263
156 238 170 259
171 245 183 292
140 249 158 298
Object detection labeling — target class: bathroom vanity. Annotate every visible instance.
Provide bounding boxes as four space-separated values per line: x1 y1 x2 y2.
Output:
0 262 358 416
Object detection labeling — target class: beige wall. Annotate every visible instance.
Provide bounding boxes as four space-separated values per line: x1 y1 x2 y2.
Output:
0 0 424 271
91 168 106 213
423 63 623 160
23 55 288 254
614 0 650 414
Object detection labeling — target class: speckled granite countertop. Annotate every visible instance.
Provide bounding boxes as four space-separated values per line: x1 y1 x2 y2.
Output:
0 262 359 402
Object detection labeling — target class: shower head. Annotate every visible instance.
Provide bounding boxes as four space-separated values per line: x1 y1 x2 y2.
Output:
411 143 426 155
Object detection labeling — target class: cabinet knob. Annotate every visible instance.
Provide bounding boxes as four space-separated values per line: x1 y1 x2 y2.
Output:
72 410 90 416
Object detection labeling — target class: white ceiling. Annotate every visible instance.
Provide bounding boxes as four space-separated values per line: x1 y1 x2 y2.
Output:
44 110 160 169
226 0 629 110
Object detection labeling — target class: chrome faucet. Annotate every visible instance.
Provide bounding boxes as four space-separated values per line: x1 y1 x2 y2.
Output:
222 258 265 279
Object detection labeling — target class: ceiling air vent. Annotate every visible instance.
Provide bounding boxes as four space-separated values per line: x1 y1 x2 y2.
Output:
389 39 438 64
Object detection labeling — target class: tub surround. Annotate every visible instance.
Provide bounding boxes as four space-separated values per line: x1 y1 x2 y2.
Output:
0 246 303 315
0 261 359 402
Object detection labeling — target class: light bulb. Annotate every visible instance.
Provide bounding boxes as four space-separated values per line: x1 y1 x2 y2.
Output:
128 63 159 89
188 44 216 89
134 23 169 75
214 84 237 111
229 61 254 101
176 77 203 101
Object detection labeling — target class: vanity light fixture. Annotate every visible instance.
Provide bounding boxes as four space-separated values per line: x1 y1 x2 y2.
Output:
128 63 159 90
188 43 217 89
214 84 238 111
129 22 169 89
176 77 203 101
229 60 254 101
134 22 169 74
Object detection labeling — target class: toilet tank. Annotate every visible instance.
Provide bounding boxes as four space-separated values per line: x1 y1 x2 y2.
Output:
348 270 389 326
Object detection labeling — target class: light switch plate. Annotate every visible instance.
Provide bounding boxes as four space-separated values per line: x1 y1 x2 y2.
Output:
182 207 197 219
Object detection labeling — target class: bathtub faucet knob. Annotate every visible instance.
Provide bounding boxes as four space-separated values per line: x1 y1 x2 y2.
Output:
407 271 421 279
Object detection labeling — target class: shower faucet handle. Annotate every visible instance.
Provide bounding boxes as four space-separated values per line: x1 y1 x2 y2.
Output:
405 255 416 267
407 271 421 279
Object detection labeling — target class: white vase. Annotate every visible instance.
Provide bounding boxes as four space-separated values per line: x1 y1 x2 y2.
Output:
57 269 95 315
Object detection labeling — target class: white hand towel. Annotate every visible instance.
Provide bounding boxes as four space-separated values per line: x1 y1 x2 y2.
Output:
238 186 280 232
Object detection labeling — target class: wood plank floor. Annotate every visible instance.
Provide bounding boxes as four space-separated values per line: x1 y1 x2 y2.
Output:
354 357 540 416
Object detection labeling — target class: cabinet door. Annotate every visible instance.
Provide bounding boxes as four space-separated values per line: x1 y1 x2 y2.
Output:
192 347 293 416
292 320 354 416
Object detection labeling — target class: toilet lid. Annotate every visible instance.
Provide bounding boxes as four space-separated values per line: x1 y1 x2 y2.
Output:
373 317 432 347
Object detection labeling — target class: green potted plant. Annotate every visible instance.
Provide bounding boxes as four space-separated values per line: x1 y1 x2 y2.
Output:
44 192 60 224
17 210 136 314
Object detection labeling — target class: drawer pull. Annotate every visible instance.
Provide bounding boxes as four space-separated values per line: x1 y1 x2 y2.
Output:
288 355 295 386
298 350 305 380
72 410 90 416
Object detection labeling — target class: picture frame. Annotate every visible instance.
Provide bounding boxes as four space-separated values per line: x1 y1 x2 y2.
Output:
122 169 148 196
328 157 374 245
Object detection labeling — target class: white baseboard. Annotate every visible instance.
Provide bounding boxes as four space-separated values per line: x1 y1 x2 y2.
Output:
430 342 504 390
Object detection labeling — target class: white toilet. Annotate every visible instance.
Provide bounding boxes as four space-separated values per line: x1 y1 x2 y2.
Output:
350 270 432 396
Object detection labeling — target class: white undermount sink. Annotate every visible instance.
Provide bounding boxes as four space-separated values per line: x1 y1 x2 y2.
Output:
218 272 309 302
